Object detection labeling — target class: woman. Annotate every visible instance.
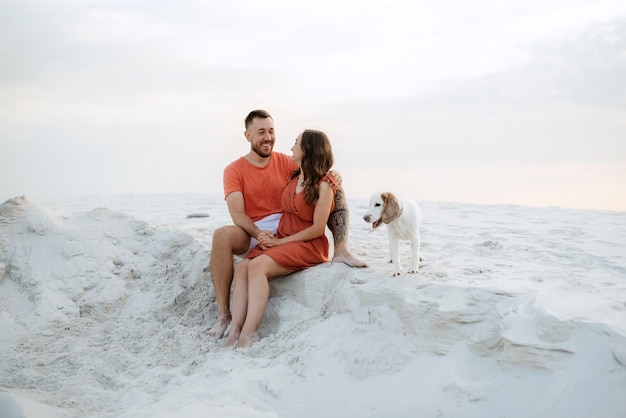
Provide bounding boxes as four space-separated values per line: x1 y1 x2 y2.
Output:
225 129 338 348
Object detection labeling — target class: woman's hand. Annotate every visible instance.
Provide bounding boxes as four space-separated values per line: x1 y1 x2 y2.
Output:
257 231 281 249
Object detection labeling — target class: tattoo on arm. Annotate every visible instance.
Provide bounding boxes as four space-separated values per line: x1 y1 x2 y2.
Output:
328 187 349 245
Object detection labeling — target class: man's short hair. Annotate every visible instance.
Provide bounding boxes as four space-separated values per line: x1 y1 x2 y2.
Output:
245 109 273 130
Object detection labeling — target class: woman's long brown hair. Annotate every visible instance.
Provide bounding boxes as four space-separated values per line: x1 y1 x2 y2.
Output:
291 129 334 205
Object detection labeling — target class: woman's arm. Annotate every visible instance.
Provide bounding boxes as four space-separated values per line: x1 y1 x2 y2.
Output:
284 181 334 243
260 182 334 247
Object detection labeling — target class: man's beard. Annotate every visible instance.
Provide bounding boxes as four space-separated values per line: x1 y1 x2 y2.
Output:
252 143 272 158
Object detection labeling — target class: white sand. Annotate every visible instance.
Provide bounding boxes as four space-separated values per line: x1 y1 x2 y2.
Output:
1 194 625 418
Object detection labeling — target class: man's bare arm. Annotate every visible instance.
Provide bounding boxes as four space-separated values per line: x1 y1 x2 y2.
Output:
225 192 261 239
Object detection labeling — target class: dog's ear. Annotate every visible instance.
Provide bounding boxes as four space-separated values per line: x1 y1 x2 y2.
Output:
381 192 401 224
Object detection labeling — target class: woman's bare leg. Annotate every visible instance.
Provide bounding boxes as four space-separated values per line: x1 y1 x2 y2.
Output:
237 255 292 348
224 259 250 348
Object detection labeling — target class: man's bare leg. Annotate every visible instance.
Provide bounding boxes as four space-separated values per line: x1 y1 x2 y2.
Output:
205 225 250 339
329 187 368 267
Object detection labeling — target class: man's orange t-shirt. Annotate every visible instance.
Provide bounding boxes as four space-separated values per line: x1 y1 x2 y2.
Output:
223 152 298 222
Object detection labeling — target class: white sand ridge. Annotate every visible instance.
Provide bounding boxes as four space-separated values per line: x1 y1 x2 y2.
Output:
1 195 625 417
1 196 214 416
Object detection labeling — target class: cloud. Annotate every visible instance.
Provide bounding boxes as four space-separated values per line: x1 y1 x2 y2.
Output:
1 0 625 209
536 19 626 107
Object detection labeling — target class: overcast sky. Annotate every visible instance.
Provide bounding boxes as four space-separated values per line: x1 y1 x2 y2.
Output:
1 0 625 211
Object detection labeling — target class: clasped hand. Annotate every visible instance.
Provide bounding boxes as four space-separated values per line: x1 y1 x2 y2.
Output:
256 231 280 249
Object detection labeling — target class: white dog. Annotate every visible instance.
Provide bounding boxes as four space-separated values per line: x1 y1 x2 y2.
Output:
362 192 423 276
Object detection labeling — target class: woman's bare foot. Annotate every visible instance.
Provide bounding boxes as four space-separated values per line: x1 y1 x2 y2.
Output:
224 328 240 348
332 250 368 268
203 314 231 339
237 332 260 348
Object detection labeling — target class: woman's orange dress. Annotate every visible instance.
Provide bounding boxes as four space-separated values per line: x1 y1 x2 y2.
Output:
246 175 337 271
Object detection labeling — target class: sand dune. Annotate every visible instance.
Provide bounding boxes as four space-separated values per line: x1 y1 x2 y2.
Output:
1 195 625 417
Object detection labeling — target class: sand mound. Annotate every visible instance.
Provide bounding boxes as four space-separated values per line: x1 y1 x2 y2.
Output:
1 195 625 417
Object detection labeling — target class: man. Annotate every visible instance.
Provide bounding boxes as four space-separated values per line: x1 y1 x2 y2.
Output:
205 110 366 339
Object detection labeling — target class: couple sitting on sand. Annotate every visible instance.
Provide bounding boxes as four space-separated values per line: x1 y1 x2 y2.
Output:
205 109 367 348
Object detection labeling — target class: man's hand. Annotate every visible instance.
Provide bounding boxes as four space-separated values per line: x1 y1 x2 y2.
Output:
257 231 280 249
328 170 342 185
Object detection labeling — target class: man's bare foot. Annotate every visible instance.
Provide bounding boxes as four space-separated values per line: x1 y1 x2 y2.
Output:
237 332 260 348
203 314 230 339
332 251 368 268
